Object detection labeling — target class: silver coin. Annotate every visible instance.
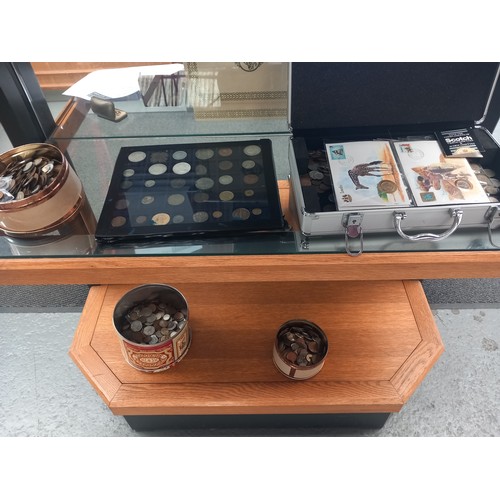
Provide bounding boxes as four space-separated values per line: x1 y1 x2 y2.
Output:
167 194 185 206
172 150 187 160
173 215 185 223
218 175 233 185
145 179 156 188
194 192 209 203
148 163 167 175
193 211 209 223
242 160 255 170
141 195 155 205
128 151 147 162
195 164 208 176
120 180 133 190
232 208 250 220
41 162 54 174
218 160 233 171
243 145 261 156
171 178 186 189
172 162 191 175
136 215 147 224
195 177 215 190
115 199 129 210
144 325 156 336
131 320 143 332
219 191 234 201
195 148 214 160
123 168 135 178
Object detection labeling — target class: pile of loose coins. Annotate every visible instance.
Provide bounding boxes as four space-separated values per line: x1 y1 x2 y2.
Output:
470 163 500 203
0 155 60 203
120 300 187 345
276 322 326 367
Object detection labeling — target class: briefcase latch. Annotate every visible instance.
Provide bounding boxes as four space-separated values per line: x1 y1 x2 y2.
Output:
343 213 364 257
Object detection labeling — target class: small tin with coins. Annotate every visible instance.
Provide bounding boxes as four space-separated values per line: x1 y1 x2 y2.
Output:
273 319 328 380
112 284 191 373
0 143 86 237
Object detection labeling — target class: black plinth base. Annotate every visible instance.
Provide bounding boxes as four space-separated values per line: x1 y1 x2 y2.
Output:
124 413 391 434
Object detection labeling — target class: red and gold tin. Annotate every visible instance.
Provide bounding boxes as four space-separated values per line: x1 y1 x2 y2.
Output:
112 284 191 373
0 143 86 237
273 319 328 380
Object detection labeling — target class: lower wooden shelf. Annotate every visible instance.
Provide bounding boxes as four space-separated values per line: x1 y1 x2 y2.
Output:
69 280 443 419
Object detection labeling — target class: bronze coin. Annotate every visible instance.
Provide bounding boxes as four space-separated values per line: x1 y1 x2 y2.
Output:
377 179 397 193
111 216 127 227
243 174 259 185
218 147 232 157
212 210 223 219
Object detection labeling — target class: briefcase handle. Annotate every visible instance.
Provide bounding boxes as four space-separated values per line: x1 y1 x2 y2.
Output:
393 209 464 242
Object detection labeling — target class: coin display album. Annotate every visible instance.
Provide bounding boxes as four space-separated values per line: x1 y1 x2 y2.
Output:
96 139 284 242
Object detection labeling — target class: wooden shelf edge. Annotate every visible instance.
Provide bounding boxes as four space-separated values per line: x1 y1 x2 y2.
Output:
69 345 122 405
107 381 404 416
390 281 445 402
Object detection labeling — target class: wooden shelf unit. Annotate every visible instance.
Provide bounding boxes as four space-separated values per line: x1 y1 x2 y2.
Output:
70 280 443 418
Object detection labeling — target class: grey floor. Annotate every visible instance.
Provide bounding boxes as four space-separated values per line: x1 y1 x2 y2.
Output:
0 91 499 439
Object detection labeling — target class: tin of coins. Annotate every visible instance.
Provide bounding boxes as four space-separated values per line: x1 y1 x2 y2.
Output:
0 143 88 236
272 319 328 380
113 284 191 373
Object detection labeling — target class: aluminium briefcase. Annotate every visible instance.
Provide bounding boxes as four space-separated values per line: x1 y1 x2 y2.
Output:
287 63 500 255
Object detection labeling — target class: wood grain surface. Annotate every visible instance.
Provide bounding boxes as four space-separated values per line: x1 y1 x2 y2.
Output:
71 280 443 415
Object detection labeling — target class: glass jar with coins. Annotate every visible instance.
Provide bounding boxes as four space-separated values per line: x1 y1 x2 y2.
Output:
273 319 328 380
112 284 191 373
0 143 88 237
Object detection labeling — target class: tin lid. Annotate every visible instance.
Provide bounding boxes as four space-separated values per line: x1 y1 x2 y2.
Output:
290 62 500 135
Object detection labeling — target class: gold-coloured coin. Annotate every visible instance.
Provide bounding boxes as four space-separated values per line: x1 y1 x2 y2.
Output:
152 212 170 225
219 191 234 201
111 216 127 227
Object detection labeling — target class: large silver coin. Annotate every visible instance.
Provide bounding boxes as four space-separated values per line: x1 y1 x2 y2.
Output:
148 163 167 175
218 175 233 185
167 194 185 206
195 177 215 190
128 151 147 162
172 162 191 175
243 145 261 157
172 150 188 160
195 148 214 160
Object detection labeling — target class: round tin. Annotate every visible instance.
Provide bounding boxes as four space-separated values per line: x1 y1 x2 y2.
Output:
273 319 328 380
112 284 191 373
0 143 84 237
